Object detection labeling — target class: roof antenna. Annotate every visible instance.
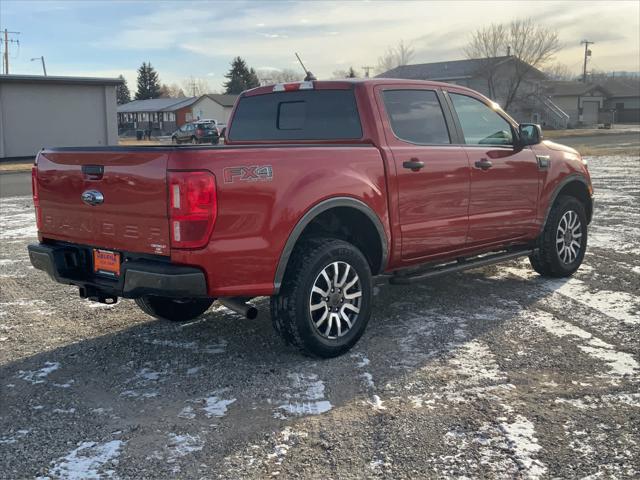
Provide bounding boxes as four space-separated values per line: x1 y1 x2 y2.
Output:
295 52 317 81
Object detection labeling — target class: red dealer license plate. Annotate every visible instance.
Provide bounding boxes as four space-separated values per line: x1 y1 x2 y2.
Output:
93 249 121 277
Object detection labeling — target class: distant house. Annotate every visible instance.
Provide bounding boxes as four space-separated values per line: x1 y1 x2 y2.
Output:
600 79 640 124
542 81 609 127
117 97 199 136
378 56 569 128
543 79 640 126
117 94 238 136
190 94 238 124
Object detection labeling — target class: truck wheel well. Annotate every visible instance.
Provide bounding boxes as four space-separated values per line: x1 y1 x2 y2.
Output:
555 180 592 223
299 207 384 274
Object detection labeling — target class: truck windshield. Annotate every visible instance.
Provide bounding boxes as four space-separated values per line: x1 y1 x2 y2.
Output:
228 90 363 141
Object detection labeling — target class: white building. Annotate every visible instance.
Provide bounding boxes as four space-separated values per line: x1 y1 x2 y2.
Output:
189 94 237 124
0 74 121 159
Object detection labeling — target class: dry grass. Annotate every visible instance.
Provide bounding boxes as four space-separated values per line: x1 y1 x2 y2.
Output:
544 128 640 139
0 162 33 173
572 145 640 156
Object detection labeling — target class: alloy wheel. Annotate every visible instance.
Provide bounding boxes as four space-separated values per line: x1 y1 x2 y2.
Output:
309 261 362 339
556 210 582 264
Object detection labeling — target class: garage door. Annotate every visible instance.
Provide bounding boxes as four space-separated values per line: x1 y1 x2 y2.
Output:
582 101 599 125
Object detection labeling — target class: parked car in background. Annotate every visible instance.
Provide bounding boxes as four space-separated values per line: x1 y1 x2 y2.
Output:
171 121 220 144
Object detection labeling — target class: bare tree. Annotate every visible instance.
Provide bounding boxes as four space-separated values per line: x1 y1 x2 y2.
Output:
376 40 415 74
332 66 358 79
465 18 560 110
159 83 186 98
256 68 303 85
182 76 211 96
544 62 576 81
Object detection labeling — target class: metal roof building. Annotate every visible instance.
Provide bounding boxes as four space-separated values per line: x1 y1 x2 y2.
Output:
0 74 122 159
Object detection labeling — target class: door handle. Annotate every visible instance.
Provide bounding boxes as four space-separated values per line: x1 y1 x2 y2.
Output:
474 159 493 170
403 159 425 172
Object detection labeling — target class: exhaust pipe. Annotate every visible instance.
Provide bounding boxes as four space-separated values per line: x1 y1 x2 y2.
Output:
219 298 258 319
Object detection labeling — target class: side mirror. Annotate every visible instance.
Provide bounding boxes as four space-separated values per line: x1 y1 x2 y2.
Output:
519 123 543 146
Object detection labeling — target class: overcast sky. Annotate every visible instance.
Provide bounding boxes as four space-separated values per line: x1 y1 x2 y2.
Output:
2 0 639 92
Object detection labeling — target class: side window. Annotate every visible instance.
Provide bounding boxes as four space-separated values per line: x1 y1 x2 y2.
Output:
450 93 513 145
382 90 450 144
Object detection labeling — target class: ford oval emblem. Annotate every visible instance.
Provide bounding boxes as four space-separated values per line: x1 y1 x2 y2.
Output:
81 190 104 206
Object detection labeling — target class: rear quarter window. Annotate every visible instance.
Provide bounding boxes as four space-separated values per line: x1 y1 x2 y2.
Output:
229 90 363 141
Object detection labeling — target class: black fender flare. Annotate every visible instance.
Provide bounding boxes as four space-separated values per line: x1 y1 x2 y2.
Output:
273 197 389 293
540 174 592 234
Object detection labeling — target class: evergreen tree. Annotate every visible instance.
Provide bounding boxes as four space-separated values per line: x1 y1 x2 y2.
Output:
347 67 358 78
246 67 260 89
116 75 131 104
135 62 161 100
223 57 260 94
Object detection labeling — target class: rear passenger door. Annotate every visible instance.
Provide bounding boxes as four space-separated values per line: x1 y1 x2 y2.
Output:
376 86 471 261
446 91 539 247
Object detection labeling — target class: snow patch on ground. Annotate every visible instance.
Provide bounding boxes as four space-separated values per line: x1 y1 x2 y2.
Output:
38 440 124 479
267 427 308 466
505 266 639 325
16 361 60 384
203 393 237 418
276 373 332 417
167 433 203 458
0 429 30 445
533 310 638 377
367 394 386 410
499 415 547 479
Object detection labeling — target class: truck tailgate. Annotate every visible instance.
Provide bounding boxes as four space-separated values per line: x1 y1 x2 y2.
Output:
36 149 171 256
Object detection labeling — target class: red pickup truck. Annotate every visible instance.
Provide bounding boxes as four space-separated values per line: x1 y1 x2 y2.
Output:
28 79 593 357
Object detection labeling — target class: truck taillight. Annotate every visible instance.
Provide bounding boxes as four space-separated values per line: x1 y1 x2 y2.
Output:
168 171 217 249
31 166 42 230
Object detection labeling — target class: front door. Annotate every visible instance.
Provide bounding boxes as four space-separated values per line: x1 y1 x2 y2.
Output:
376 87 471 261
447 92 539 247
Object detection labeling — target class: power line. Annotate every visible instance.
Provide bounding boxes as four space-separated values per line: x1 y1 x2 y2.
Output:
1 29 21 74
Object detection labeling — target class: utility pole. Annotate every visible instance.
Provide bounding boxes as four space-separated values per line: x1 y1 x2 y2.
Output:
31 56 47 76
581 40 594 83
2 29 21 74
362 66 374 78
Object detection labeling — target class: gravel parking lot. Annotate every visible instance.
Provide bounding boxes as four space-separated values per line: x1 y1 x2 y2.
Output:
1 154 638 479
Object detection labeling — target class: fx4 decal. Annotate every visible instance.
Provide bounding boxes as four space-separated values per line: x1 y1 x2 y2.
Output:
223 165 273 183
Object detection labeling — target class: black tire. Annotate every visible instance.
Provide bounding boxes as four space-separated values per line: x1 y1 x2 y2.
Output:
271 237 372 358
529 195 588 277
135 296 214 322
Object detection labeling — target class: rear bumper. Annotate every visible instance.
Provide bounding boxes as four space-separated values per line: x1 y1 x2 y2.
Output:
28 243 208 299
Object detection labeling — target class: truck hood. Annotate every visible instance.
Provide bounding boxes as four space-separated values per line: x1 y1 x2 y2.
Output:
541 140 579 156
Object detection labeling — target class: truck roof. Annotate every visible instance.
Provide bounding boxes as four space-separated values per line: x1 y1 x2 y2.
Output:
243 78 474 97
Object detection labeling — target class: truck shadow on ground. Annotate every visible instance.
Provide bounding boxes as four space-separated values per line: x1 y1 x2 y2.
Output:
0 262 569 476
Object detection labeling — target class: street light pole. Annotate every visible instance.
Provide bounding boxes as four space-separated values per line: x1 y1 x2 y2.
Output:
30 56 47 76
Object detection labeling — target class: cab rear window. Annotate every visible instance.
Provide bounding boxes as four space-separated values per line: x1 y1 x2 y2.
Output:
229 90 363 141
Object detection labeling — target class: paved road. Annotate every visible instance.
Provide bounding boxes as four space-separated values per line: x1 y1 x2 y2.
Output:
0 154 638 478
0 171 32 198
